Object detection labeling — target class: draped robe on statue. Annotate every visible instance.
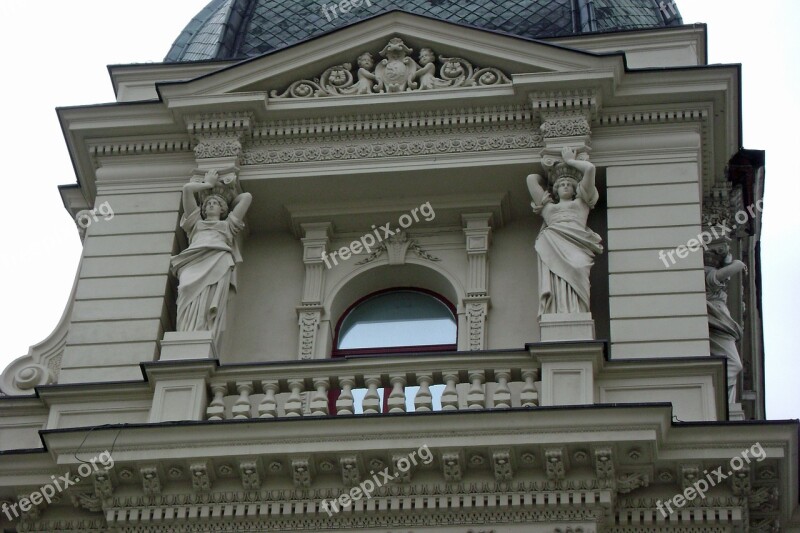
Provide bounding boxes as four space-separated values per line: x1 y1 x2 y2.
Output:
170 207 245 338
705 266 744 403
533 187 603 316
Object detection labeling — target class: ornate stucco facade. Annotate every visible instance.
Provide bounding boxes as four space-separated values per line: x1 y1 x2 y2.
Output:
1 7 798 532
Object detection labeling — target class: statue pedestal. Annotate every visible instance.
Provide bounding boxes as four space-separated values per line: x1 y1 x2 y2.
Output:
160 331 218 361
728 402 746 421
539 313 595 341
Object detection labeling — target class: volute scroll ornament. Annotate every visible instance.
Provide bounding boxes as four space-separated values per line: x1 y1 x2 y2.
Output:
11 364 54 391
271 38 511 99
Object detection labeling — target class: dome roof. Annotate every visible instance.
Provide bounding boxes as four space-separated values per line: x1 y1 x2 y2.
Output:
165 0 683 63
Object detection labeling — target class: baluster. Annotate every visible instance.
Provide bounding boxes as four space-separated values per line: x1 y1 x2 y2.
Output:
258 380 279 418
520 370 539 407
309 378 330 416
414 374 433 412
284 379 305 417
493 370 512 409
336 377 355 415
441 372 460 411
387 375 407 413
362 376 381 414
232 381 254 419
206 383 228 421
467 370 486 410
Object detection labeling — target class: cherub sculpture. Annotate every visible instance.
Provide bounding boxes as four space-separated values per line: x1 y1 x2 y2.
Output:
340 52 378 95
413 48 451 90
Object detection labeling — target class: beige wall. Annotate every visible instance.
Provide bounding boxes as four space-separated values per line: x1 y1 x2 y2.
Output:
605 162 710 359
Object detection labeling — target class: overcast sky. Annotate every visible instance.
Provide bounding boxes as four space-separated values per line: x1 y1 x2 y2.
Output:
0 1 797 419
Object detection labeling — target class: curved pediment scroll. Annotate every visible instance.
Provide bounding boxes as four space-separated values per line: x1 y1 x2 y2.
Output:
270 37 511 99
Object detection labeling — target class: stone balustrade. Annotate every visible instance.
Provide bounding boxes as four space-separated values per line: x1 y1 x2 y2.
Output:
143 343 606 424
201 352 541 421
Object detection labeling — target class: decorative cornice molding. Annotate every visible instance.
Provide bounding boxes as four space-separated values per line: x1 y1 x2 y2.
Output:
184 112 254 161
242 128 542 166
88 139 192 157
185 112 254 139
598 108 708 127
528 90 599 118
252 105 534 140
193 138 242 159
103 507 599 531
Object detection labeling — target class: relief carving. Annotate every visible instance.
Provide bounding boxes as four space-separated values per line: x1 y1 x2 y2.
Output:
271 38 510 98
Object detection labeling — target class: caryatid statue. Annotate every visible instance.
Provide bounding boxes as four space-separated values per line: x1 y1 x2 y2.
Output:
170 169 252 341
526 147 603 316
703 234 746 404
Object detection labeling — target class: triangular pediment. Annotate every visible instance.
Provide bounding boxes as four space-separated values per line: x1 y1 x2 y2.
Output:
157 10 623 104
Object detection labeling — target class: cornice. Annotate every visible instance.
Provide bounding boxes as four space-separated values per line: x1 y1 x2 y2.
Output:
88 137 192 158
37 381 151 406
253 104 534 140
40 406 674 459
548 25 707 67
109 61 239 101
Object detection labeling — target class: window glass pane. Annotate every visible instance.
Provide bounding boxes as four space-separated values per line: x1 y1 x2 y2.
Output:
338 291 456 349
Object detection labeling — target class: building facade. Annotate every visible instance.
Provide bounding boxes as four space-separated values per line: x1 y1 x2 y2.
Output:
1 1 798 531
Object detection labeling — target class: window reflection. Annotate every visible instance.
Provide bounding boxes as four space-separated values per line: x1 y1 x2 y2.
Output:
337 290 457 350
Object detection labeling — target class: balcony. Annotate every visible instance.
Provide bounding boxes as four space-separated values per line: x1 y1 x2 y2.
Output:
142 340 725 425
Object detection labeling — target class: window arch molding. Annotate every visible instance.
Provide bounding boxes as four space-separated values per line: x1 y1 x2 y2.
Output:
323 261 466 354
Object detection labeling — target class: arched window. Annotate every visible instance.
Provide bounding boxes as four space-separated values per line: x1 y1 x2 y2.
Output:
330 289 457 414
334 289 457 355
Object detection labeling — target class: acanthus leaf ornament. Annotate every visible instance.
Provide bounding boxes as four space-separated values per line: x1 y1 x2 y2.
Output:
356 231 440 265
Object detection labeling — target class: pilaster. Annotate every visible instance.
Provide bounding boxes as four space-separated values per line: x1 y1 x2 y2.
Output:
297 223 333 360
462 214 493 350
